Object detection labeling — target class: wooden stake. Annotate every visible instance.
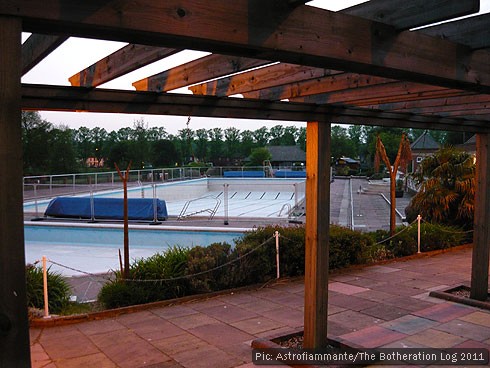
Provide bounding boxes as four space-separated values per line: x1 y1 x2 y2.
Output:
115 162 132 281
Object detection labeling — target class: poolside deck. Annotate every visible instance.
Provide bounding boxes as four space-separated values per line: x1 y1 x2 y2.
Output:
30 246 490 368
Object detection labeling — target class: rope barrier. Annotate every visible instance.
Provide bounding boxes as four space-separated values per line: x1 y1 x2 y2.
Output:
419 218 474 234
373 218 418 245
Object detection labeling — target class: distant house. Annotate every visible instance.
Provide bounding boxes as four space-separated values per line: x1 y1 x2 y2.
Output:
458 134 476 155
334 157 360 175
410 131 440 172
266 146 306 168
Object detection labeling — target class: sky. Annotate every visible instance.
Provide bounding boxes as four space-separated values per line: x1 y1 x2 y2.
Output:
21 0 489 135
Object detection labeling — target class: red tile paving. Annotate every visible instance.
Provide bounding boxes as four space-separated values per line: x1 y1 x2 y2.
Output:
30 246 490 368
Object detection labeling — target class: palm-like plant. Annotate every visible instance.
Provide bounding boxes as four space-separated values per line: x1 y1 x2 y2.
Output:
408 147 475 228
375 133 412 235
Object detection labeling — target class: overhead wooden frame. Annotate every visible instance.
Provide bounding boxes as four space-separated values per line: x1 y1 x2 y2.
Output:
1 0 490 360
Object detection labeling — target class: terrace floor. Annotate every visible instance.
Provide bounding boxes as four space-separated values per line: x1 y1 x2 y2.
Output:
31 245 490 368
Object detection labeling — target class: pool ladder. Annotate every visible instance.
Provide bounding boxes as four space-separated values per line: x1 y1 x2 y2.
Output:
178 195 221 220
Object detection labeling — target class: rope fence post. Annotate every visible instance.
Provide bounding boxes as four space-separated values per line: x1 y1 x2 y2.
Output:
275 231 280 279
417 214 422 253
42 256 50 319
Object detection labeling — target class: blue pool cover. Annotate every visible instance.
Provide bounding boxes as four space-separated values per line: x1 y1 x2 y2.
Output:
223 171 265 177
274 170 306 178
44 197 168 221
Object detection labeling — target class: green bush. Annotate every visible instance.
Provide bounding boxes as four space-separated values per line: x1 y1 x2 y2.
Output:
329 225 373 269
185 242 238 292
25 264 71 314
370 222 465 258
99 246 191 308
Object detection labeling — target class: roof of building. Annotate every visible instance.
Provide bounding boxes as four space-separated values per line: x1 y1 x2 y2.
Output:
267 146 306 162
410 131 440 151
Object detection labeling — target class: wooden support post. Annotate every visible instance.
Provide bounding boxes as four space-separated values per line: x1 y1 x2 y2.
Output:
0 16 31 366
471 133 490 300
304 121 331 348
115 162 132 281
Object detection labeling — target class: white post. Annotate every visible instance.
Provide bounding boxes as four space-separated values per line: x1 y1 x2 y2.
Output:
417 214 422 253
275 231 280 279
42 256 50 318
223 183 229 225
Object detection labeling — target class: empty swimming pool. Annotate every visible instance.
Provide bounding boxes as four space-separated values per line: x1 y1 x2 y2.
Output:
24 177 306 220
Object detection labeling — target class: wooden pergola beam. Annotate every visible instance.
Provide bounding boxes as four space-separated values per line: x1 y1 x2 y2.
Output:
133 54 271 92
421 13 490 50
366 93 488 111
344 0 479 30
69 44 179 87
20 84 490 133
21 33 67 75
189 64 343 96
5 0 490 94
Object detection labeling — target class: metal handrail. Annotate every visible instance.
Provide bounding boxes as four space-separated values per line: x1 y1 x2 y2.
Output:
178 195 222 220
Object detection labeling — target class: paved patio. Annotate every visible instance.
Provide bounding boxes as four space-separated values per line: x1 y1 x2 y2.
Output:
31 246 490 368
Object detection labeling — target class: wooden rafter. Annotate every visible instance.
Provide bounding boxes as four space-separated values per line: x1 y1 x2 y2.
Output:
69 44 179 87
133 54 271 92
5 0 489 93
420 13 490 50
189 64 344 96
21 34 67 75
344 0 479 30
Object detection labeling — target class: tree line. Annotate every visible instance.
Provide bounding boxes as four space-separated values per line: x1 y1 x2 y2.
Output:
22 111 470 176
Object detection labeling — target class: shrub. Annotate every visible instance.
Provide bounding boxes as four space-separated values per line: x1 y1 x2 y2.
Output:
25 264 71 314
370 222 465 259
99 246 191 308
329 225 373 269
185 242 238 292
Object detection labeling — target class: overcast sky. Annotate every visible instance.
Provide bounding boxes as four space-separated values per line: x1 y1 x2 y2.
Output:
21 0 489 135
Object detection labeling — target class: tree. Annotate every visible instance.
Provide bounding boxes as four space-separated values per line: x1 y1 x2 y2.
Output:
268 125 284 146
253 126 269 147
375 133 412 235
240 129 255 157
194 128 209 162
21 111 53 174
208 128 223 162
248 147 271 166
47 126 79 174
151 139 180 167
224 127 240 158
406 147 475 229
331 125 356 159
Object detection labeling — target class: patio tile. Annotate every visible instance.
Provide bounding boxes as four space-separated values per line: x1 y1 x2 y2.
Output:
355 289 395 302
151 305 199 319
328 294 377 311
167 312 219 330
381 315 439 335
53 352 117 368
238 298 282 313
412 303 474 323
188 322 255 348
172 345 243 368
76 318 126 336
328 310 382 332
102 339 172 368
339 326 406 348
453 339 490 349
368 265 401 273
383 296 437 311
328 282 370 295
405 329 467 348
230 316 286 335
40 330 100 360
195 304 259 324
458 311 490 328
261 306 304 327
128 319 187 341
360 304 411 320
151 333 209 355
434 320 490 341
30 342 51 368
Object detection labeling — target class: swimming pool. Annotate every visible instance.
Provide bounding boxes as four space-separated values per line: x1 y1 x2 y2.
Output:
25 223 246 276
23 177 305 219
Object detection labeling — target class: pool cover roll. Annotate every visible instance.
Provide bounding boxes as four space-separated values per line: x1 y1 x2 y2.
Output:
44 197 168 221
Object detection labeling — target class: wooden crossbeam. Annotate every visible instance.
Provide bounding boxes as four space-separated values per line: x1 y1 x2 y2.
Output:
21 34 67 75
69 44 179 87
133 54 271 92
189 64 344 96
289 82 470 106
344 0 479 30
20 84 490 133
366 94 490 112
6 0 489 93
420 13 490 50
